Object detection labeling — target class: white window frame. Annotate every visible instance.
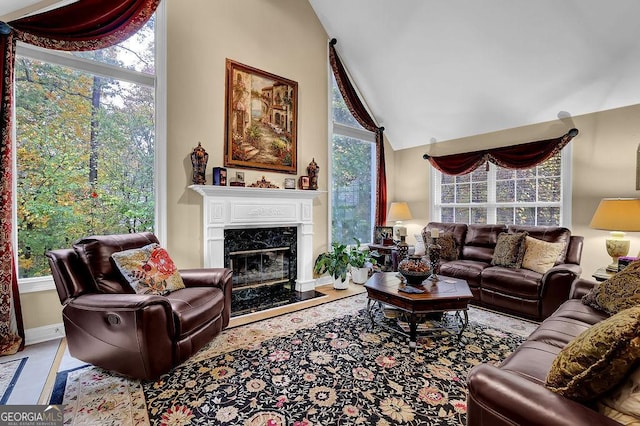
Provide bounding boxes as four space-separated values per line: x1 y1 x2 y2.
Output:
430 145 572 228
13 1 167 294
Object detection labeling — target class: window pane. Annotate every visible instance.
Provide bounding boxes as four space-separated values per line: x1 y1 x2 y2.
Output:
456 174 470 183
496 180 515 202
471 167 488 182
516 168 535 179
471 207 487 224
471 182 487 203
516 179 536 202
538 154 561 176
16 28 156 278
455 208 469 223
538 207 560 226
331 74 364 129
496 168 514 180
497 208 514 224
331 135 374 245
441 174 455 184
538 177 561 202
441 184 455 203
441 207 454 223
456 183 470 203
514 207 536 225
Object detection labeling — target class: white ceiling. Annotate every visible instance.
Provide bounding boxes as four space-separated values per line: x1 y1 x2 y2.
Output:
308 0 640 150
4 1 640 151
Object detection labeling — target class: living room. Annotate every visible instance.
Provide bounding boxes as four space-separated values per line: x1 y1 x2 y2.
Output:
2 0 640 424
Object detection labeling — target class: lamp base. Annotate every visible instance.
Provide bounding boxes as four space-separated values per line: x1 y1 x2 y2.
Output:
605 235 630 273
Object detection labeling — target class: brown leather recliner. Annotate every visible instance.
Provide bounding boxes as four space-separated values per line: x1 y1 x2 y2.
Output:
46 232 232 380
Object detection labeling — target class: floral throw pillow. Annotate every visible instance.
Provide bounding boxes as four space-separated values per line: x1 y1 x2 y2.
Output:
491 231 528 268
111 243 185 295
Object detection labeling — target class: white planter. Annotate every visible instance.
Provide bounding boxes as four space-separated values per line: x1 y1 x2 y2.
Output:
350 267 369 284
333 276 349 290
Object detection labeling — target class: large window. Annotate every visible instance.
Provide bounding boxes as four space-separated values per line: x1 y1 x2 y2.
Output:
330 75 376 245
15 15 161 280
432 150 571 226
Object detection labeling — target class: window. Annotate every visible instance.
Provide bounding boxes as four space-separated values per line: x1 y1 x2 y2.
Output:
15 12 164 282
432 149 571 226
330 75 376 245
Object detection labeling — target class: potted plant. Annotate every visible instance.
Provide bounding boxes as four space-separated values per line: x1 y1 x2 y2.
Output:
349 238 377 284
314 242 351 289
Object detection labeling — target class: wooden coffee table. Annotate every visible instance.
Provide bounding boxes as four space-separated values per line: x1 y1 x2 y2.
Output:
364 272 473 349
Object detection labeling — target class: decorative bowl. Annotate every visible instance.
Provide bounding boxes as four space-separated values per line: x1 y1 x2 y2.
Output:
398 256 430 286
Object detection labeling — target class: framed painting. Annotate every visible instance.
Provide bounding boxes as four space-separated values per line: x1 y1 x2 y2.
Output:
224 59 298 174
374 226 394 245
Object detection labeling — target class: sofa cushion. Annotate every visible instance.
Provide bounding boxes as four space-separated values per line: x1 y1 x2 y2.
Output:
521 236 565 274
546 306 640 402
481 266 542 298
439 259 488 288
111 243 186 295
491 231 528 268
582 260 640 315
462 224 508 263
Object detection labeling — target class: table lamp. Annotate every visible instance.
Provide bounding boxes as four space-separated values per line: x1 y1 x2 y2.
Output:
387 202 413 241
590 198 640 272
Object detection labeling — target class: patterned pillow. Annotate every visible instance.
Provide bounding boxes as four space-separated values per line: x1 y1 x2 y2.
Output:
491 231 528 268
438 233 459 261
582 260 640 315
111 243 185 295
546 306 640 402
521 236 565 274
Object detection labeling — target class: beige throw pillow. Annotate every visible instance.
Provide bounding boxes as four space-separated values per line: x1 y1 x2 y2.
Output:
521 236 565 274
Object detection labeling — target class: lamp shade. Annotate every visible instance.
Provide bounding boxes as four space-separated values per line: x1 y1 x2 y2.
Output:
387 202 413 222
590 198 640 231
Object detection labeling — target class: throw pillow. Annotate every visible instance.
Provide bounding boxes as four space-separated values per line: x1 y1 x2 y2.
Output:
545 306 640 402
414 233 426 256
582 260 640 315
491 231 528 268
521 236 565 274
598 365 640 422
111 243 185 295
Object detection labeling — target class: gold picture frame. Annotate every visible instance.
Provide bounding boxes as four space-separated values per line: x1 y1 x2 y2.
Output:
224 59 298 174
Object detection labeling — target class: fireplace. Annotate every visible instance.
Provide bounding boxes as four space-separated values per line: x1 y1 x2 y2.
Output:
224 227 297 290
189 185 323 292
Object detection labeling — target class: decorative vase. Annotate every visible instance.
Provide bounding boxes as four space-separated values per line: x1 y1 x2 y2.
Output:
428 237 441 281
333 276 349 290
350 267 370 285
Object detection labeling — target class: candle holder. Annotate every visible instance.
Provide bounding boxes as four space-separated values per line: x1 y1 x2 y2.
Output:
428 237 441 281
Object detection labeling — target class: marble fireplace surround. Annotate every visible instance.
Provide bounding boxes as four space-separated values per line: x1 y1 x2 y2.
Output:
189 185 324 292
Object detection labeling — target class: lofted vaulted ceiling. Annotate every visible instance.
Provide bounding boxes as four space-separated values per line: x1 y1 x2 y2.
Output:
308 0 640 150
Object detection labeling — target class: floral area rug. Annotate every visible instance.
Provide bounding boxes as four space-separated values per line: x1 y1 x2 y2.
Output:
52 294 537 425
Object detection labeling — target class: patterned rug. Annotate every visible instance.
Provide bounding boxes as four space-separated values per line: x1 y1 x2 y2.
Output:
51 294 537 425
0 357 28 404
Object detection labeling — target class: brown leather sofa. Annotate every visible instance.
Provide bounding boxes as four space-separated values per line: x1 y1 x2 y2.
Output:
424 222 583 321
46 232 232 380
466 278 622 426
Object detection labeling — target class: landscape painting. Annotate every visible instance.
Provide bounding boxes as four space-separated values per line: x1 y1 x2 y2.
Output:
224 59 298 174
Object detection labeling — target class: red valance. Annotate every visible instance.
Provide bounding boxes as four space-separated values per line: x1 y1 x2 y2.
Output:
424 128 579 176
329 39 387 226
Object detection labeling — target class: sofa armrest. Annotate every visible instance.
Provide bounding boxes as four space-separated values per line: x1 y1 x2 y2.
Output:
538 264 582 319
180 268 233 328
569 278 598 299
467 364 620 426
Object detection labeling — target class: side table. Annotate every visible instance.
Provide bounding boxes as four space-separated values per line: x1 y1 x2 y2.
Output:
368 243 397 271
592 267 614 282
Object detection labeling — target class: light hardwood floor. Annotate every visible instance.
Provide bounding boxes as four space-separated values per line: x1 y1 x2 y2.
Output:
26 282 367 405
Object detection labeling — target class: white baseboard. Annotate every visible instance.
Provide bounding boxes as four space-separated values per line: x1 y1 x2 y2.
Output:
25 323 65 346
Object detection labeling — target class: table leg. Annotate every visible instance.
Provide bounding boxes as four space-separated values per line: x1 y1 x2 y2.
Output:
457 310 469 341
366 298 375 326
409 313 418 350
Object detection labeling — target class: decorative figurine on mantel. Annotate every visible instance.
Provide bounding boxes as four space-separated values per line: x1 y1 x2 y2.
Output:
190 142 208 185
249 176 279 188
307 158 319 190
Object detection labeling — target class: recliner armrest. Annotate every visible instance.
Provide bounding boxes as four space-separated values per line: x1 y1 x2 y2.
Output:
180 268 233 328
538 264 582 319
466 364 620 426
569 278 598 299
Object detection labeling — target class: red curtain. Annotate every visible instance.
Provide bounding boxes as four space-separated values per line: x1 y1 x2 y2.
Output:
0 0 160 355
424 128 579 176
329 39 387 226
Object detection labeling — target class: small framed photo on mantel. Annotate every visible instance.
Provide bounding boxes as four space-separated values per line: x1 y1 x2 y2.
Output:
212 167 227 186
284 178 296 189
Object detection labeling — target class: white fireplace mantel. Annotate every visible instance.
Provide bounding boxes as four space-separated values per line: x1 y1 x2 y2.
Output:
189 185 325 292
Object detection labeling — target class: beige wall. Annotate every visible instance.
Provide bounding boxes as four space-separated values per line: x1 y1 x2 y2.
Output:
165 0 330 266
394 105 640 278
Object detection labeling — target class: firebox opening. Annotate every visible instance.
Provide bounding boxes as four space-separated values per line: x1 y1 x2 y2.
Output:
230 246 290 290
